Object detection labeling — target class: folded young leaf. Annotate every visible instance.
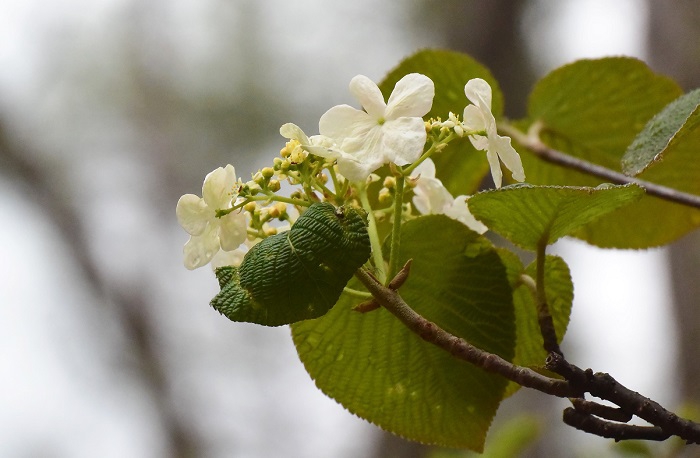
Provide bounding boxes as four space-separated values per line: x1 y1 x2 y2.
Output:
468 184 644 250
210 202 370 326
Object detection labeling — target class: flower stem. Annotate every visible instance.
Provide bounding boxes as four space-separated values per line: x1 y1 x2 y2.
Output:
358 184 386 283
248 194 312 207
387 173 405 281
343 286 372 299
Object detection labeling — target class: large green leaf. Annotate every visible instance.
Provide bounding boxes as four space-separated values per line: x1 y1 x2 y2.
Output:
468 184 645 250
497 251 573 397
292 216 515 451
519 57 698 248
379 49 500 196
210 202 370 326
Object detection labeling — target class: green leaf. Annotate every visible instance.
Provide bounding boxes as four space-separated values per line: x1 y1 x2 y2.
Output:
498 252 573 397
292 216 515 451
210 202 370 326
519 57 697 248
468 184 645 250
528 57 681 162
622 89 700 177
620 90 700 219
379 49 501 196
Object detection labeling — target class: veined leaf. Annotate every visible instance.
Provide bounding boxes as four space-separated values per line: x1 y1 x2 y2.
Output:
468 184 645 250
292 216 515 451
622 89 700 178
519 57 698 248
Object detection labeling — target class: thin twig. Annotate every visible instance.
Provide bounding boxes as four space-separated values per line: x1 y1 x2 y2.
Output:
500 122 700 209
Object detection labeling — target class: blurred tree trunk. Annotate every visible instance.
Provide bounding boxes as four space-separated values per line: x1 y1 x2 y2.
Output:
647 0 700 407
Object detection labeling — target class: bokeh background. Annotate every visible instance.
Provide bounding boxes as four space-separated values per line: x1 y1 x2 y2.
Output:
2 1 699 456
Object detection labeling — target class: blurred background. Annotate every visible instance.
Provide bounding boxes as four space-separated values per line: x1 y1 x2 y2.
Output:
2 0 699 456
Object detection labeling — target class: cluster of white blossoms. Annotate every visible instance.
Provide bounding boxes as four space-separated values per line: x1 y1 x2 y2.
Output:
176 165 247 270
176 73 525 269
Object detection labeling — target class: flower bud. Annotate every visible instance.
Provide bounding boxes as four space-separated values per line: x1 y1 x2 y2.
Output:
378 188 393 205
274 202 287 217
261 167 275 179
268 179 281 192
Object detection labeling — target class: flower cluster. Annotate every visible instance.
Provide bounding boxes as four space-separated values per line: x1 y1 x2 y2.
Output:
176 73 525 269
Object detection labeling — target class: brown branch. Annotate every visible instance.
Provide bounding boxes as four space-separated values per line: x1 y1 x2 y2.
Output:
500 122 700 210
570 398 633 423
546 352 700 444
357 262 700 445
354 264 576 398
563 408 671 441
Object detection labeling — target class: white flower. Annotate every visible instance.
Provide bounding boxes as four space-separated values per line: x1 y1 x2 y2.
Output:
462 78 525 188
411 159 487 234
176 165 248 270
317 73 435 182
279 123 336 157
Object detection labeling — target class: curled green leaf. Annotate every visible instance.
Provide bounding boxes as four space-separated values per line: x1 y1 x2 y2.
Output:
210 202 371 326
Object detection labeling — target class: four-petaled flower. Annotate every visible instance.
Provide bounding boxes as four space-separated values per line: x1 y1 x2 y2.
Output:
176 164 248 270
411 158 487 234
463 78 525 188
316 73 435 182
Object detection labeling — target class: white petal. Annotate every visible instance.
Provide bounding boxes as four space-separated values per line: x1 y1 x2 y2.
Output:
468 134 489 152
182 225 220 270
493 135 526 183
486 149 503 188
462 104 487 132
380 117 427 165
202 164 237 209
210 248 248 270
280 123 310 144
336 154 383 182
411 157 437 179
446 196 488 234
349 75 386 119
464 78 492 109
218 211 248 251
385 73 435 119
304 135 343 160
176 194 211 235
413 176 453 215
319 104 374 140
